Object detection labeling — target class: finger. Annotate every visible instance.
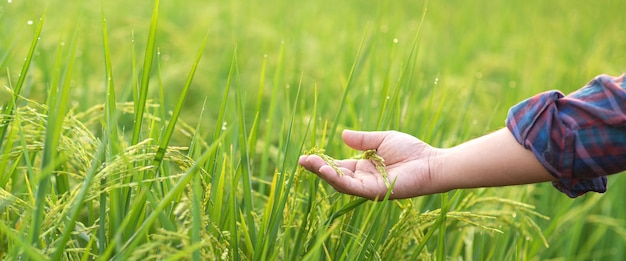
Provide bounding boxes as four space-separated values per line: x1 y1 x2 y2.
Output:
299 155 359 177
317 165 372 198
298 155 330 174
342 129 390 151
333 159 358 172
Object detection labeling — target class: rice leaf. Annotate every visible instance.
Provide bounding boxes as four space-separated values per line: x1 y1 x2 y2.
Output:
131 0 159 146
101 129 230 260
153 30 209 168
0 8 46 146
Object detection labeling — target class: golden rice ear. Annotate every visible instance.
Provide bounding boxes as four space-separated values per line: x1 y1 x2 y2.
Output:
361 149 391 189
304 146 344 176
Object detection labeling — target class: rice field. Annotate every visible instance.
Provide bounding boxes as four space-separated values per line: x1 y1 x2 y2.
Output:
1 0 625 260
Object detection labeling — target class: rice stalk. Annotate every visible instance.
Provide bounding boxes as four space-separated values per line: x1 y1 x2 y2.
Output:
0 7 46 147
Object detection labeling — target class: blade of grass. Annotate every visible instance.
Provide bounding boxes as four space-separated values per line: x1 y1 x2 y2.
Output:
131 29 139 118
51 133 107 260
116 30 140 224
325 198 368 226
100 129 230 260
410 190 460 259
301 222 341 261
255 78 306 259
100 8 120 255
426 79 450 142
0 8 46 147
326 28 369 149
117 0 161 243
131 0 159 146
352 184 396 260
0 111 18 188
188 97 209 159
374 38 397 130
15 117 36 205
437 192 448 261
288 85 319 261
379 6 426 130
153 30 208 168
211 156 228 232
207 50 235 206
30 19 79 248
245 54 268 170
258 42 284 196
223 145 241 260
157 48 167 122
184 84 211 261
190 165 203 261
228 148 240 261
0 222 47 261
234 50 258 248
101 10 119 177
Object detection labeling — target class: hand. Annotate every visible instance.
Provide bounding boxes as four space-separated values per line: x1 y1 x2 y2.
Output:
298 129 441 200
300 128 555 200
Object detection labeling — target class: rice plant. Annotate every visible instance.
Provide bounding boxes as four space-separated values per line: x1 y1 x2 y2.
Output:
1 0 625 260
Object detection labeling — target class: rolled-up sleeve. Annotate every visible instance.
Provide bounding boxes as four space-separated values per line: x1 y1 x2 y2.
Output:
506 74 626 198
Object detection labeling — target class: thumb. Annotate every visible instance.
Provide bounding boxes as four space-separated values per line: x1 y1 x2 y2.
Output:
342 129 389 151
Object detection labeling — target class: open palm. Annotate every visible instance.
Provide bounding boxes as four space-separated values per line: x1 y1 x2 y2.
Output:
299 130 438 200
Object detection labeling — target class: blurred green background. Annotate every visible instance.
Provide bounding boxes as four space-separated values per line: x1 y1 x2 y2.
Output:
1 0 625 259
3 0 623 138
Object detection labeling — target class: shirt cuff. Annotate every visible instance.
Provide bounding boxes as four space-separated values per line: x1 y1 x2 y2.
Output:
505 75 625 197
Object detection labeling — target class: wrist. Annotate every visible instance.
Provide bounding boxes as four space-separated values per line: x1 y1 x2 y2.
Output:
426 147 453 195
430 128 555 193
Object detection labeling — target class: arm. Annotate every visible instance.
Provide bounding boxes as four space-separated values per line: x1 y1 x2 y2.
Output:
435 128 555 193
299 128 555 200
300 74 626 200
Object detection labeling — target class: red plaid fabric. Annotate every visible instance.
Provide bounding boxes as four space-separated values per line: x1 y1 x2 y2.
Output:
506 74 626 197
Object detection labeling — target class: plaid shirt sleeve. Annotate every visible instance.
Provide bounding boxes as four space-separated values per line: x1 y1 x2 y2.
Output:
506 74 626 198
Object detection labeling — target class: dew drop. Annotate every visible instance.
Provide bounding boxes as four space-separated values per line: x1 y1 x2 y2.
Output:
393 38 399 44
434 77 439 85
221 121 228 130
8 0 12 3
27 20 33 25
386 96 390 100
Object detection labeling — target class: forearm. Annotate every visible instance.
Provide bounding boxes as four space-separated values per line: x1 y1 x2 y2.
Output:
433 128 556 192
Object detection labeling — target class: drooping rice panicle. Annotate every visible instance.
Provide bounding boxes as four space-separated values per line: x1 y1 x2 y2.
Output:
305 147 344 176
360 149 391 189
